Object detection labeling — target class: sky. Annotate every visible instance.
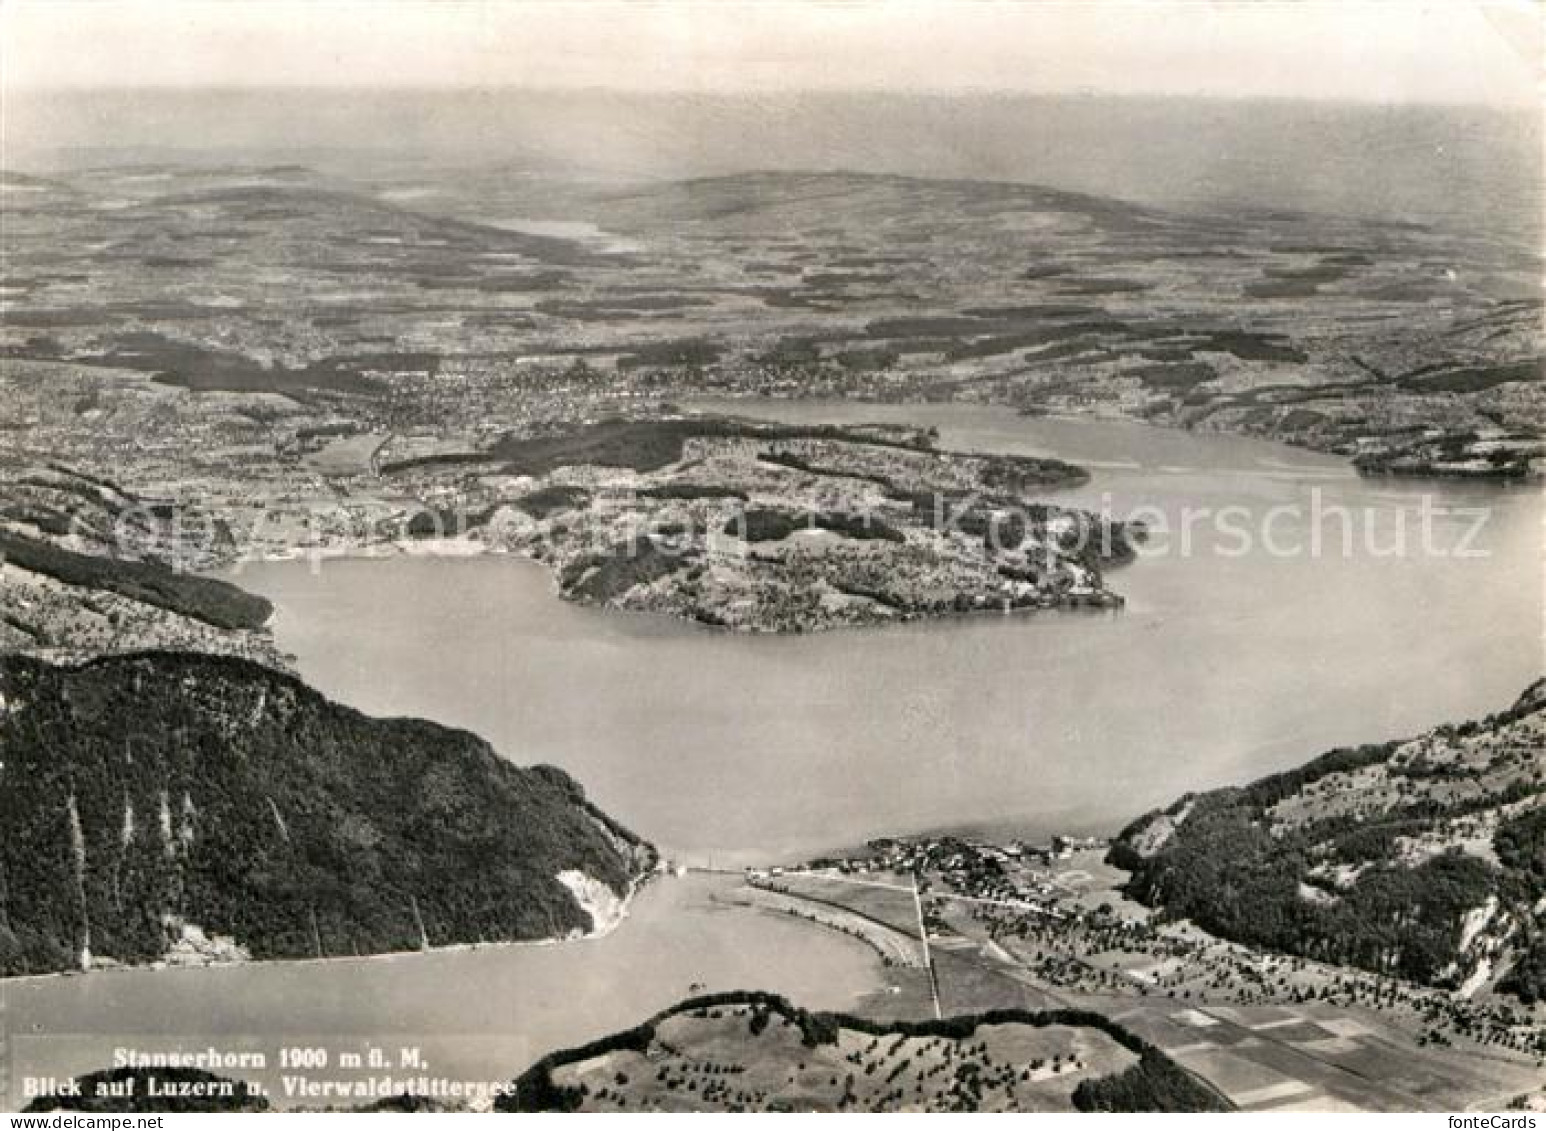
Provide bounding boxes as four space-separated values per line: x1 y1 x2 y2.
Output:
1 0 1540 106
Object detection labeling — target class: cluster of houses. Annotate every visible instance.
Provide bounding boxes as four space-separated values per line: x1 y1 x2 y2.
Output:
751 833 1110 911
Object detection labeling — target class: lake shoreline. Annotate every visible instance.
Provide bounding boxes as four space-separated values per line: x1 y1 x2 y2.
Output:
230 404 1540 865
3 872 890 1111
0 854 665 989
684 389 1545 485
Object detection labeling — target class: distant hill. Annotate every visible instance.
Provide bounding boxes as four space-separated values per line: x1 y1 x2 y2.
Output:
0 651 655 976
0 463 227 567
0 169 79 195
4 160 1540 475
0 464 282 664
0 529 270 631
1111 681 1546 1001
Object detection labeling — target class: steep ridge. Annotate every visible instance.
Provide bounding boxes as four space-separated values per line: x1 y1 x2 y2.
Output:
1111 681 1545 1000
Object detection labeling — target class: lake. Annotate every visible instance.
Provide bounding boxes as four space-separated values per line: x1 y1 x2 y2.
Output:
8 404 1539 1109
1 873 882 1110
233 402 1542 865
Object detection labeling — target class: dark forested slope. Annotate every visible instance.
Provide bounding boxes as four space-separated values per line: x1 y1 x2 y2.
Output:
1111 681 1545 997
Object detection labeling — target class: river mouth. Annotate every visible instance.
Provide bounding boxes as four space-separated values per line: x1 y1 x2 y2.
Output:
233 403 1543 867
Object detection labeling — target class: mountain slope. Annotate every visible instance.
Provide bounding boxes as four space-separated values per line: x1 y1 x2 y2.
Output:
499 991 1231 1113
1110 681 1545 998
0 651 655 976
0 463 285 665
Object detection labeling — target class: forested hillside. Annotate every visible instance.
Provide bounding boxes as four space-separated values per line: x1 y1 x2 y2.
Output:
0 651 654 975
1111 682 1545 998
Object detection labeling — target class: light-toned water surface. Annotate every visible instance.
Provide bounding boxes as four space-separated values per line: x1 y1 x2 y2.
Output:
9 406 1539 1109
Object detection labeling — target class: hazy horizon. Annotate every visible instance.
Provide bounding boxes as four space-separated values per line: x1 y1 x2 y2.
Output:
5 1 1537 241
6 87 1539 246
2 1 1538 106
